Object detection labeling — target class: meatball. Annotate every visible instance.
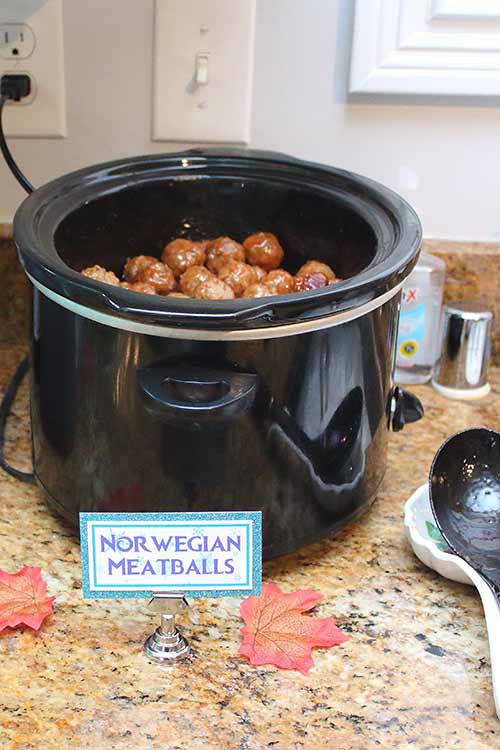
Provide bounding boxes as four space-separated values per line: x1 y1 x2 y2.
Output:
196 239 211 251
242 283 277 299
179 265 213 296
294 273 329 292
123 255 158 282
206 237 245 273
264 269 294 295
168 292 190 298
217 260 258 297
120 281 157 295
162 239 207 278
137 261 175 294
296 260 337 282
81 265 120 286
243 232 284 271
192 277 235 300
252 266 267 282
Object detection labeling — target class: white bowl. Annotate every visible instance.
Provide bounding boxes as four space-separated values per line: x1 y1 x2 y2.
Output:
404 483 473 585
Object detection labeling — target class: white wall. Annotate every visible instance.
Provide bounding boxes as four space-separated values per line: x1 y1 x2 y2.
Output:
1 0 499 240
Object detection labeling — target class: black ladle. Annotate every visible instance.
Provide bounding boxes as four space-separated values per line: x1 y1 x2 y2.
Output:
429 428 500 719
429 428 500 592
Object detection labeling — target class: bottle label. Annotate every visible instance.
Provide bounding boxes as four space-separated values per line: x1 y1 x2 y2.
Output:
397 303 425 360
402 286 419 305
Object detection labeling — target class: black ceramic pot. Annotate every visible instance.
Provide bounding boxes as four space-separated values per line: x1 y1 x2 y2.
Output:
14 149 423 559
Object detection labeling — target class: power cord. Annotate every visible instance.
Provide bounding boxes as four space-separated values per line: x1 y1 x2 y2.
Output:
0 74 34 194
0 74 35 483
0 356 34 484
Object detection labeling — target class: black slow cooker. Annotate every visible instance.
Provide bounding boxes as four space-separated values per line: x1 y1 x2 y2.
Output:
12 149 423 559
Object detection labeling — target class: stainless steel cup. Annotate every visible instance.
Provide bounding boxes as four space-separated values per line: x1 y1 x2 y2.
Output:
432 301 493 400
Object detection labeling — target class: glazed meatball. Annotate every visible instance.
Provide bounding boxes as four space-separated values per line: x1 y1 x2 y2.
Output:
217 260 258 297
137 261 175 295
294 273 329 292
120 281 157 295
243 283 278 298
81 265 120 286
179 265 213 296
243 232 284 271
206 237 245 273
192 277 235 300
162 239 207 278
123 255 158 282
252 266 267 282
296 260 337 282
264 269 294 295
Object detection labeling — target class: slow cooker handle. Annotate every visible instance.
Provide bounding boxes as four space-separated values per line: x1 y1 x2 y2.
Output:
390 386 424 432
137 364 258 422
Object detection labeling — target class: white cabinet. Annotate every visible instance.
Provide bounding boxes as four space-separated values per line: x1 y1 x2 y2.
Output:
349 0 500 95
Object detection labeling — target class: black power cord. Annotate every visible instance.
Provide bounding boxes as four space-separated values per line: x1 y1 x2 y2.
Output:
0 74 35 483
0 74 34 194
0 356 34 483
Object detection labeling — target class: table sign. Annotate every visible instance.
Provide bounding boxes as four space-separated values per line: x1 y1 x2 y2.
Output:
80 510 262 662
80 511 262 598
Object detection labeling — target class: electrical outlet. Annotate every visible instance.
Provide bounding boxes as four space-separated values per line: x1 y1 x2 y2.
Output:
153 0 255 143
0 0 65 137
0 24 36 60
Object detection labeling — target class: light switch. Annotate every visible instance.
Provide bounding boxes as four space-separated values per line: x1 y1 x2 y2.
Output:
195 54 209 86
152 0 255 144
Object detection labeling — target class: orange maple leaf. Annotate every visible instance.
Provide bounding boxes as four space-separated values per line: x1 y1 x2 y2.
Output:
0 566 55 632
239 582 347 674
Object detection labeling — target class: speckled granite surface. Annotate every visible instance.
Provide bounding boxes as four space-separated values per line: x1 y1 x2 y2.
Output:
0 343 500 749
0 239 30 347
426 240 500 364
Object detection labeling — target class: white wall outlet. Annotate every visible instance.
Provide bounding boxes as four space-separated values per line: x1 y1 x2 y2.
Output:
152 0 255 144
0 23 36 60
0 0 66 138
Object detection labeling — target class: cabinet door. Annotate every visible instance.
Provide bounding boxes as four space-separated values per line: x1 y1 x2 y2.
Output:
349 0 500 95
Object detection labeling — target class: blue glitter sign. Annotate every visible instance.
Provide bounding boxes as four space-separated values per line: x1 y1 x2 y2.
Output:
80 511 262 599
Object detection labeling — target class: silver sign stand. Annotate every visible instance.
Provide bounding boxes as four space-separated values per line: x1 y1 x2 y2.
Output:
144 592 190 663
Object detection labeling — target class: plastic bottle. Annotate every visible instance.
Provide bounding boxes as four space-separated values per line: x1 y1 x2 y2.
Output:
395 252 446 384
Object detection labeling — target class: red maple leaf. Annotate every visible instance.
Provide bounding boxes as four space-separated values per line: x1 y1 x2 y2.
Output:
239 582 347 674
0 566 55 632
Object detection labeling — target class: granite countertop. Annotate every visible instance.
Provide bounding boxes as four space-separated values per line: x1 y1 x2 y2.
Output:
1 343 500 750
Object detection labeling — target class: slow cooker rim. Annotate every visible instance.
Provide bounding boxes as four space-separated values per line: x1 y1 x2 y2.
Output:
13 148 422 331
27 271 405 340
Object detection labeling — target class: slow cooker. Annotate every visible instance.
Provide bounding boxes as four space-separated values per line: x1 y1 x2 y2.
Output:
12 149 423 559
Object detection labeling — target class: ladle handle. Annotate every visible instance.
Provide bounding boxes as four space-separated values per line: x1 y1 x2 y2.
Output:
464 564 500 720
